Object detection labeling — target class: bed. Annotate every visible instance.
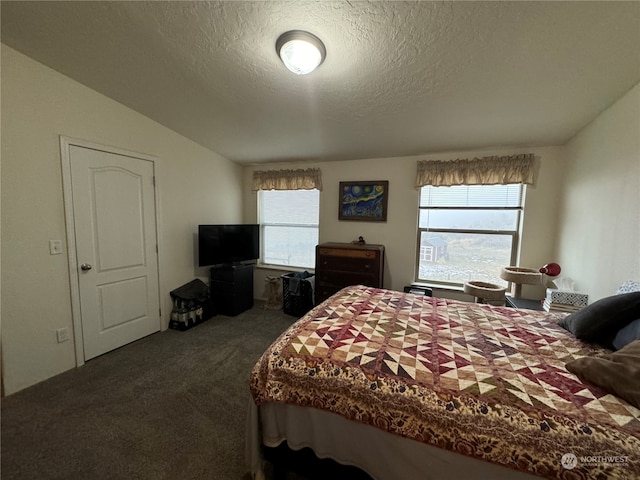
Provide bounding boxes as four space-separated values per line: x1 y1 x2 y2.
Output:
247 285 640 479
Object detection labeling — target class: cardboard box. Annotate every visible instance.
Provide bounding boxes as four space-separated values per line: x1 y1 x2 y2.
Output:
545 289 588 307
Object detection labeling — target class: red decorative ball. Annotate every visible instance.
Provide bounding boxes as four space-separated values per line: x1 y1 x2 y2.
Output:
539 263 561 276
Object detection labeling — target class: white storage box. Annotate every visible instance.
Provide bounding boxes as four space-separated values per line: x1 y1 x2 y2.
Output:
545 288 588 307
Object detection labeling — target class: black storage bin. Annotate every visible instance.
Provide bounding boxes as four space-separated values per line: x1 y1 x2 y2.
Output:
282 272 315 317
169 279 214 331
403 285 433 297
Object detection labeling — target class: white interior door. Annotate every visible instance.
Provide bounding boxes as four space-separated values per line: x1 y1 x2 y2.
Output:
69 145 160 360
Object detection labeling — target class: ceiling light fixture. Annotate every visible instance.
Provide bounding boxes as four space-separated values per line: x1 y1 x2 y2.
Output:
276 30 326 75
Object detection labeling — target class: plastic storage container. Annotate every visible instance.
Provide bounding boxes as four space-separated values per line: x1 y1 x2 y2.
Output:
282 272 315 317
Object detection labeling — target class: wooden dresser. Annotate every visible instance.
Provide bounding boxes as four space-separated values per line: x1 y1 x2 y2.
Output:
315 242 385 305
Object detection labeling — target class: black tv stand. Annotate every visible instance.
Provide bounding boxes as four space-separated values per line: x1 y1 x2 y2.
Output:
209 264 254 316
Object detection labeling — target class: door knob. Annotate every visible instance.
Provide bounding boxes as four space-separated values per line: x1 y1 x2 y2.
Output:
81 263 93 271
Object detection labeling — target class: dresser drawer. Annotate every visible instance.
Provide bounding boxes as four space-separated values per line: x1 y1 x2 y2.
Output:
315 286 336 305
317 247 378 259
316 271 378 288
317 255 379 272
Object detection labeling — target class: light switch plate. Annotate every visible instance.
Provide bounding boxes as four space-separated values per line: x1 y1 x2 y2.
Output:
56 327 70 343
49 240 63 255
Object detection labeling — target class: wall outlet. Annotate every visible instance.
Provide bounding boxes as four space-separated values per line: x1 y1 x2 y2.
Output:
56 327 70 343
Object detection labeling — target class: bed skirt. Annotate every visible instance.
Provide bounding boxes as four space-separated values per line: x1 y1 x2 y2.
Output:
246 397 543 480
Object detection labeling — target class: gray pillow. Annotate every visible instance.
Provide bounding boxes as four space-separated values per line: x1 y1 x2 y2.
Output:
612 318 640 350
558 291 640 348
565 340 640 408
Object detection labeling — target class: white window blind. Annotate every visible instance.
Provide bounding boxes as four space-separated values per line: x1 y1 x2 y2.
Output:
259 189 319 269
420 184 522 208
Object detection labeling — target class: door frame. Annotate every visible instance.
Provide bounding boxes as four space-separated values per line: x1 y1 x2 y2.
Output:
60 136 163 366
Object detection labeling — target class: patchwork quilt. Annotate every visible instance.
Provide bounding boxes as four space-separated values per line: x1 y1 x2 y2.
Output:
250 286 640 479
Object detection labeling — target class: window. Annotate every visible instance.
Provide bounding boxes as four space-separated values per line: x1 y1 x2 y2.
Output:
258 189 320 269
416 184 523 287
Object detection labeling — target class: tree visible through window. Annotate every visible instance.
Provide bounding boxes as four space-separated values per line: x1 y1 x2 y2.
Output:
259 189 319 269
416 184 523 287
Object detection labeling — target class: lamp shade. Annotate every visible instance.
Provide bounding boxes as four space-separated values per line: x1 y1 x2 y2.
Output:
276 30 326 75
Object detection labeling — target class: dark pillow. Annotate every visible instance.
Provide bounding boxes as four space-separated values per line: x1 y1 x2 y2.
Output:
558 291 640 347
612 318 640 350
565 340 640 408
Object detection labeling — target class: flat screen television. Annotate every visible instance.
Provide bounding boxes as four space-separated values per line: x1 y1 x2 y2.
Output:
198 224 259 267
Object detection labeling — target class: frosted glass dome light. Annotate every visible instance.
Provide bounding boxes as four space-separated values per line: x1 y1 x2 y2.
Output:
276 30 326 75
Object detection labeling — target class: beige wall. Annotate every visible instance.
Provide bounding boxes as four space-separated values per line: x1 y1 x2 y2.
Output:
5 39 635 395
243 146 566 302
555 82 640 301
1 45 243 395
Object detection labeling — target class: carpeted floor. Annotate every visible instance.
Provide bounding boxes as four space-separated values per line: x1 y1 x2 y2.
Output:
1 304 354 480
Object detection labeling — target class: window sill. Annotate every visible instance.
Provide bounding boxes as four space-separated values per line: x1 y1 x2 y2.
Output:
256 263 315 274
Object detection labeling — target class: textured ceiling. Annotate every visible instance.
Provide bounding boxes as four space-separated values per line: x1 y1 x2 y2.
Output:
2 1 639 164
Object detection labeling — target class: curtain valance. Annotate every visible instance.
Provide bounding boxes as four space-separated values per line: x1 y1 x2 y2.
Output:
415 154 535 188
252 168 323 192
